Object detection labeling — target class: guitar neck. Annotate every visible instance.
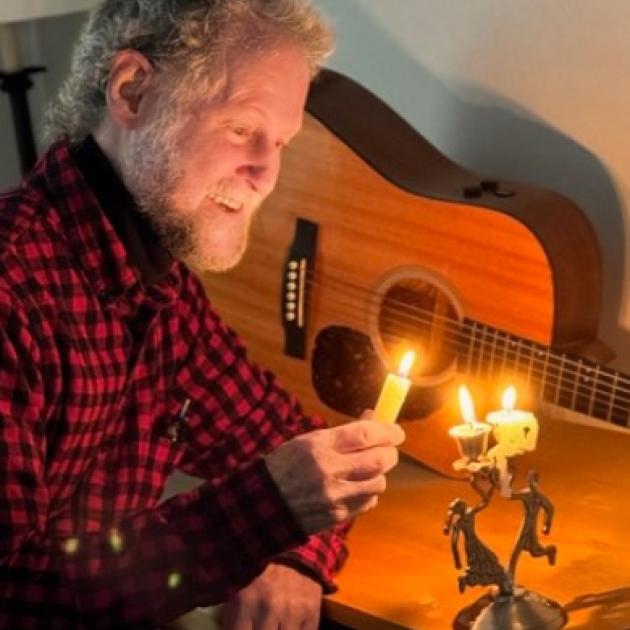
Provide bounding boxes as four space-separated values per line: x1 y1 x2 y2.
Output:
458 318 630 428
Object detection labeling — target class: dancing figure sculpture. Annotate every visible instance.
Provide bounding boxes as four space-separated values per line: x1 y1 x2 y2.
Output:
444 497 512 595
508 470 557 580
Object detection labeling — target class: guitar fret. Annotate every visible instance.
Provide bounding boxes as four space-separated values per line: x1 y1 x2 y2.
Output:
458 317 630 429
610 373 630 427
569 359 582 411
587 365 599 417
499 331 509 376
476 325 487 378
540 347 550 395
524 342 535 386
514 338 522 378
502 335 517 378
574 361 595 416
540 352 559 405
528 345 544 398
606 372 619 423
553 354 566 406
465 321 478 376
590 367 618 422
488 327 498 380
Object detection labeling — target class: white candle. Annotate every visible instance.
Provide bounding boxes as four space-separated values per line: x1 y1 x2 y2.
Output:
486 386 538 497
448 385 492 460
486 386 538 453
373 351 415 423
0 23 21 73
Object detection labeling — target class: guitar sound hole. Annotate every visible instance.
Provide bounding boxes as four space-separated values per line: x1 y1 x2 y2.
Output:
376 277 461 383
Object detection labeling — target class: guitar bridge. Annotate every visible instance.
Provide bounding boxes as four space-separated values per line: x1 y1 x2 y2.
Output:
282 218 318 358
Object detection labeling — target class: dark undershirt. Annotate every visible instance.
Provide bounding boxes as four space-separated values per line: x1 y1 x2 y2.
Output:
70 134 173 285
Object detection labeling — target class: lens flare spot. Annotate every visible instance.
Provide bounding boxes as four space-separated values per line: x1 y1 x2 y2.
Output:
168 571 182 590
63 537 80 555
109 530 124 553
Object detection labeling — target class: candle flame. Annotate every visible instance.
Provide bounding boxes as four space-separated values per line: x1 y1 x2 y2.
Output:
502 385 517 411
397 351 416 377
458 385 476 425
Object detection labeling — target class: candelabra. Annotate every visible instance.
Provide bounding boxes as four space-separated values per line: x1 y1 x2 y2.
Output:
444 451 567 630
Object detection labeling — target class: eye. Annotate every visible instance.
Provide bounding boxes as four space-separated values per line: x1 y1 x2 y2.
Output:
231 125 251 139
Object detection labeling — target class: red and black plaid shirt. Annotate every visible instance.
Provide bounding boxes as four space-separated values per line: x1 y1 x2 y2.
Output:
0 140 348 628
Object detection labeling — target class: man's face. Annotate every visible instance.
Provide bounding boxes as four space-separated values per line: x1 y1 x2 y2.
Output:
120 43 311 272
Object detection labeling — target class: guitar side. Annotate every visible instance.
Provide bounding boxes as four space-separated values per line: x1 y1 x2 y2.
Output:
201 71 604 477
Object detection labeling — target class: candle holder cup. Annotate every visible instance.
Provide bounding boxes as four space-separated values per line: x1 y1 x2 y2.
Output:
449 423 492 464
444 457 567 630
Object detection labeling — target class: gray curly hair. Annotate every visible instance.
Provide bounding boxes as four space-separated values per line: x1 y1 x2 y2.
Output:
44 0 334 143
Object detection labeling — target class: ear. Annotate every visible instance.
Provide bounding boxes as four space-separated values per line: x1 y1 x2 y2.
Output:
105 49 155 129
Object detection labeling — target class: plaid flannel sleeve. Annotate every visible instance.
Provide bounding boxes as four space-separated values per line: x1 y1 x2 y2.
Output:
174 273 351 593
0 296 307 629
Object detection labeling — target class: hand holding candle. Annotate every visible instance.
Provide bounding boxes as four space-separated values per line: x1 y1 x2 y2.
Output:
373 351 416 423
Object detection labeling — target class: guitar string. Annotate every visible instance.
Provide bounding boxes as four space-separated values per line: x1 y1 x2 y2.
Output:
290 289 630 418
302 274 604 370
375 329 630 416
259 263 630 419
309 285 630 408
338 294 630 413
294 276 630 404
264 246 630 408
301 272 628 382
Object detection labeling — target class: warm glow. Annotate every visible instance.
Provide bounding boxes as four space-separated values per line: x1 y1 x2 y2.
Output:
398 351 416 377
458 385 476 424
63 537 80 555
168 571 183 589
502 385 517 411
109 529 124 554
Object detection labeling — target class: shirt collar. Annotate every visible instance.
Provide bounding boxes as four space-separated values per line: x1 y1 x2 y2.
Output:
70 134 173 286
36 139 179 307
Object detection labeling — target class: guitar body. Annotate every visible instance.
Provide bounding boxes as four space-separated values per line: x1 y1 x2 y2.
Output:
201 70 604 477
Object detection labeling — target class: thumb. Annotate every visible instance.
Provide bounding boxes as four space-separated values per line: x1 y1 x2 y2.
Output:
332 419 405 453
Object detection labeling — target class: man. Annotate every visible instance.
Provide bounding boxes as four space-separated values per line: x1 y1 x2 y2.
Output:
0 1 404 628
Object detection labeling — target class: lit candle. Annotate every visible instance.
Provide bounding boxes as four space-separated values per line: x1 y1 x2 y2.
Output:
373 351 415 423
486 386 539 497
448 385 492 461
486 386 538 453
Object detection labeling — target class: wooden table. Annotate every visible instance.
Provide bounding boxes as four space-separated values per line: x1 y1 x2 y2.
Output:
323 415 630 629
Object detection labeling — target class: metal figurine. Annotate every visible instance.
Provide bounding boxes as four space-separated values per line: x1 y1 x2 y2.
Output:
508 470 557 580
444 496 512 596
445 459 567 630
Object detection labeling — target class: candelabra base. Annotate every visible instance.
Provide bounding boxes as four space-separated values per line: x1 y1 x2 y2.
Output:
453 586 567 630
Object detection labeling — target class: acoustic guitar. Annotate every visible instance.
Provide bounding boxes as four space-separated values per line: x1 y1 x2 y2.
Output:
201 69 630 477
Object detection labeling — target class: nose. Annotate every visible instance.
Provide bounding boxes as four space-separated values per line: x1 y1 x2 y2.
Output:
238 142 281 196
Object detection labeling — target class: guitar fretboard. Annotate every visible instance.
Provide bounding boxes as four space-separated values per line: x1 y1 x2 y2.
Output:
457 318 630 427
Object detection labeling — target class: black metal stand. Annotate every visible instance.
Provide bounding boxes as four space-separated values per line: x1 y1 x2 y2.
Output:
0 66 46 175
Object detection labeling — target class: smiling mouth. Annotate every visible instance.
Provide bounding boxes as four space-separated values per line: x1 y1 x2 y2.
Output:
207 193 244 213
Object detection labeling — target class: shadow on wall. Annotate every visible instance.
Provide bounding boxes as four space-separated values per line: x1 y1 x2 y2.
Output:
322 0 628 370
446 84 628 370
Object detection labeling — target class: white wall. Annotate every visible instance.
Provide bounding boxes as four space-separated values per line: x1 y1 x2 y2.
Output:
2 1 630 371
0 12 86 190
316 0 630 371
